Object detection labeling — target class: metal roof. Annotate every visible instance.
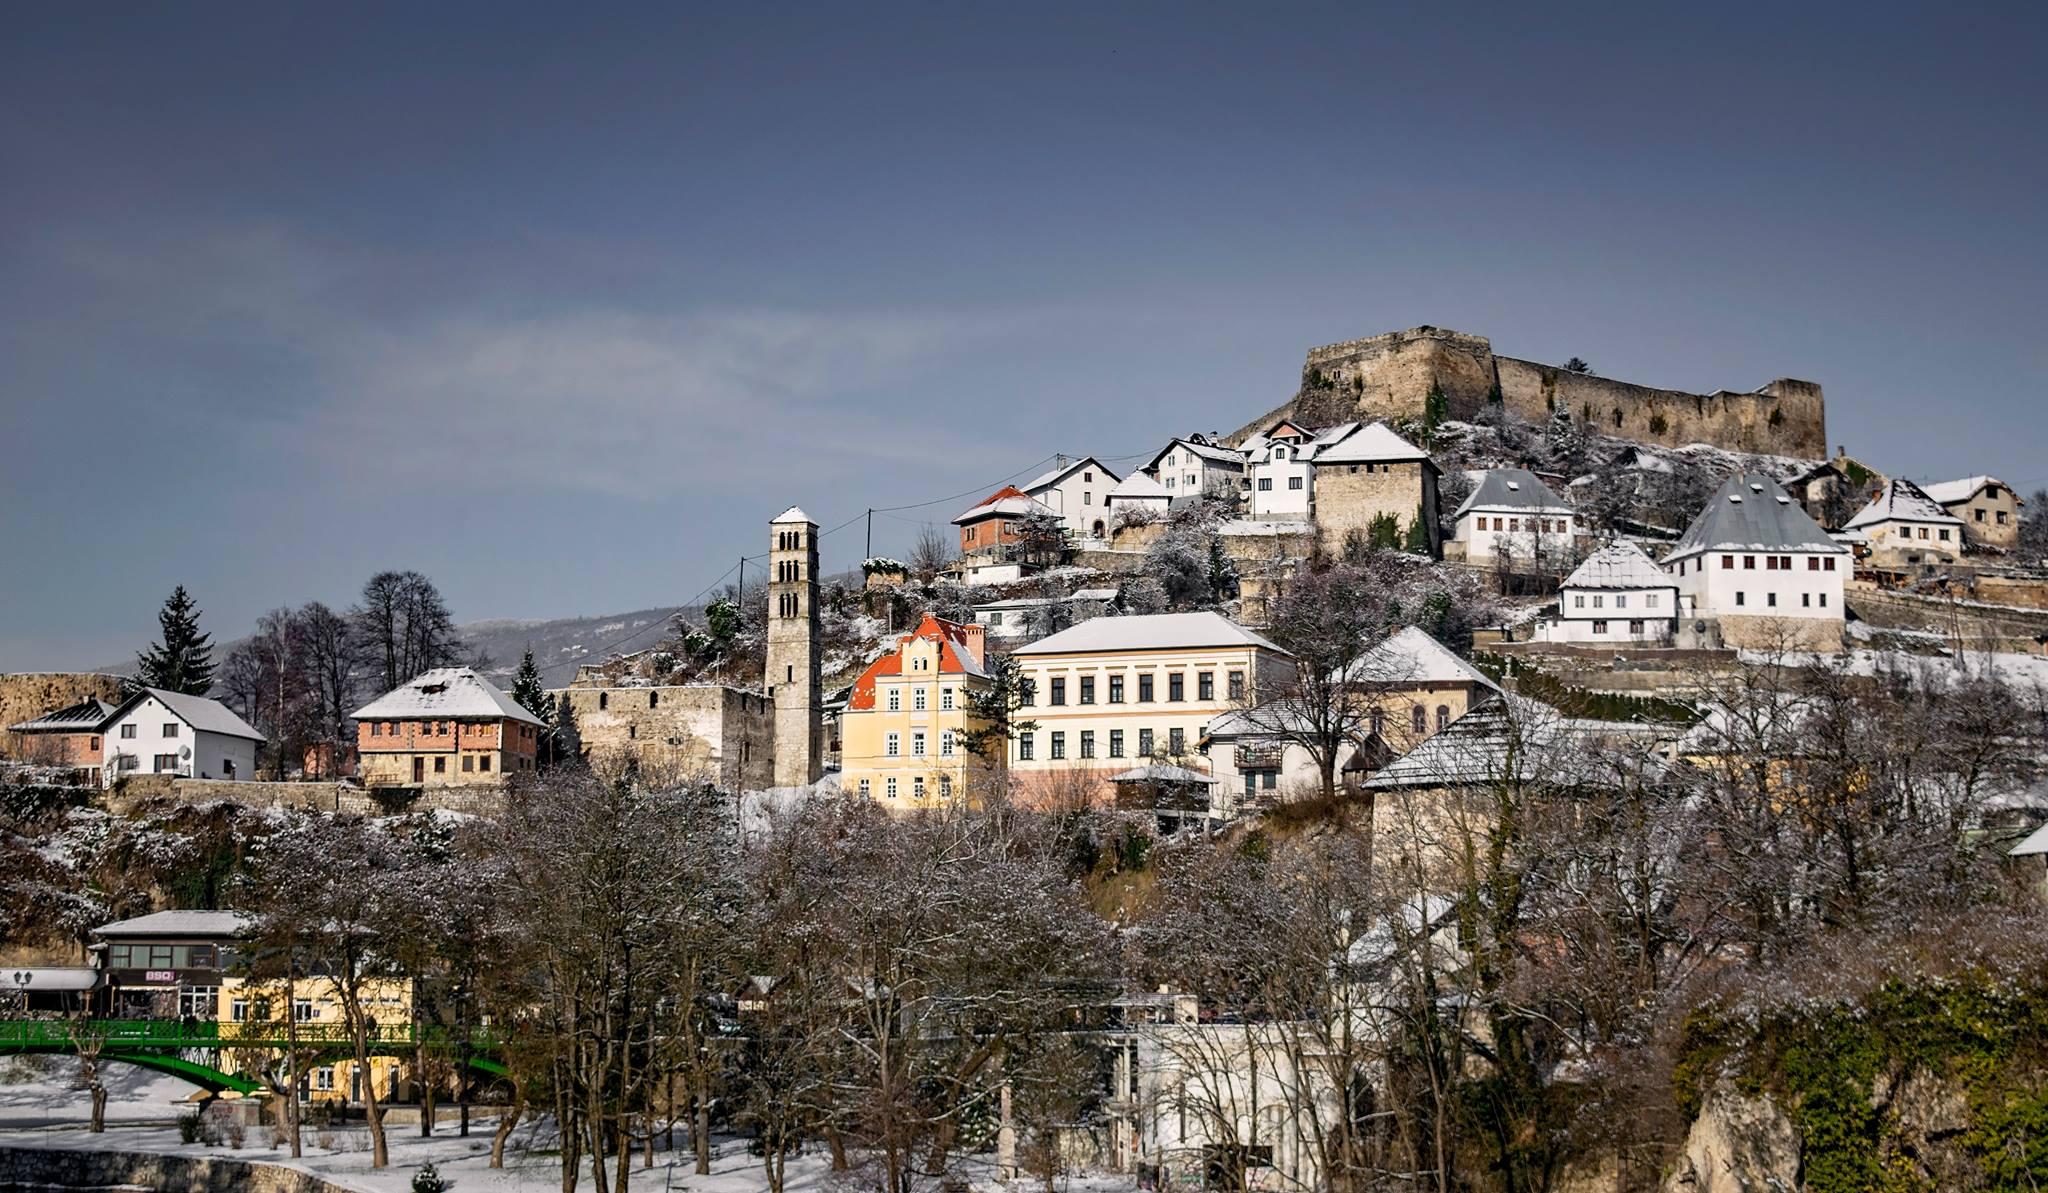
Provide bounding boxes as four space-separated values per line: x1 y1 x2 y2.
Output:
1021 456 1122 493
1107 764 1216 784
1562 542 1677 591
1309 421 1430 465
1011 611 1286 656
105 688 263 742
1453 468 1572 518
94 909 253 938
1664 472 1847 559
7 697 117 734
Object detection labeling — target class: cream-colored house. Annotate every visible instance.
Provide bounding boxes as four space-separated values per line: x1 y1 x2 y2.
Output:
1923 475 2025 550
1006 612 1294 807
1844 478 1966 569
839 614 996 810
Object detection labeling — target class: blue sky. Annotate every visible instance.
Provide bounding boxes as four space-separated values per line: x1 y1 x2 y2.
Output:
3 2 2043 669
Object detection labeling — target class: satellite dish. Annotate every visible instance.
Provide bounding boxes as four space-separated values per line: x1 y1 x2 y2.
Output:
179 744 192 760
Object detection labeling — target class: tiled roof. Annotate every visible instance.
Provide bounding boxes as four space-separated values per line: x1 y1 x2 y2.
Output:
1665 473 1846 559
1845 478 1965 531
953 485 1058 525
1562 542 1675 590
846 614 988 711
353 667 545 727
8 697 116 734
1454 468 1572 518
1309 421 1429 465
1012 611 1286 656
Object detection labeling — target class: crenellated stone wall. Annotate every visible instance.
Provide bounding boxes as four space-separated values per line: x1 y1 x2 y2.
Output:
1229 326 1827 459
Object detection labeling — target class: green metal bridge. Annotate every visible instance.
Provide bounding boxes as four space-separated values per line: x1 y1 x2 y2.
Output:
0 1019 507 1096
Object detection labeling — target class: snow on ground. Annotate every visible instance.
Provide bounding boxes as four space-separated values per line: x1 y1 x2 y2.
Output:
0 1057 1132 1193
1734 645 2048 688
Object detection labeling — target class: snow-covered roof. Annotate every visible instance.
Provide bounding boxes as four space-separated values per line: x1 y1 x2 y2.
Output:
953 486 1059 525
1067 587 1120 601
94 909 253 938
1845 478 1967 530
108 688 263 742
1454 468 1572 518
1109 471 1171 500
771 505 814 525
8 697 117 733
2010 822 2048 858
1363 695 1658 791
1107 764 1216 784
973 597 1055 612
1217 519 1315 536
1149 438 1246 470
353 667 546 727
1310 421 1430 465
1022 456 1121 493
1665 473 1847 559
1340 626 1498 689
1562 542 1676 591
1921 476 2017 506
1012 611 1286 657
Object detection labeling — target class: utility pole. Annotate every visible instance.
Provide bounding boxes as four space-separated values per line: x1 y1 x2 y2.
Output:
865 508 873 559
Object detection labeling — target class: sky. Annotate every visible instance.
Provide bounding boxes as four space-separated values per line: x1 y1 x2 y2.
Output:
3 2 2044 670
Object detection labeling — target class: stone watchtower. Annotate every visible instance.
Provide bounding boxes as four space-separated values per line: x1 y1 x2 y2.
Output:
766 506 823 787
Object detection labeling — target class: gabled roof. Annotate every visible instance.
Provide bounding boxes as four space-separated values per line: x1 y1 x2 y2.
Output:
1342 626 1498 689
1922 476 2021 507
953 485 1059 525
353 667 545 727
1844 478 1965 531
1454 468 1572 518
1665 473 1847 559
1147 438 1246 471
94 909 253 938
1562 542 1676 591
846 614 988 711
1022 456 1121 493
1012 611 1286 656
105 688 264 742
1107 764 1216 784
1109 471 1171 500
772 505 815 525
8 697 117 734
1363 695 1659 791
1309 421 1430 465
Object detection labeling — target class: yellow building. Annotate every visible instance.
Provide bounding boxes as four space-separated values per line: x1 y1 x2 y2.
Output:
214 976 417 1106
1007 612 1295 807
839 614 998 810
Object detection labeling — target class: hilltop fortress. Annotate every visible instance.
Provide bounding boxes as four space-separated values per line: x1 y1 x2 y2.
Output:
1232 326 1826 459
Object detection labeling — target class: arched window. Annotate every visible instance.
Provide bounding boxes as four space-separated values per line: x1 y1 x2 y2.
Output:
598 693 608 710
1411 705 1426 735
1436 705 1450 731
650 692 659 709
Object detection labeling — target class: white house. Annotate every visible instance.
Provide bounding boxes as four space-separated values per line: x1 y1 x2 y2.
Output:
1143 436 1245 507
100 688 263 785
1663 472 1849 652
1104 470 1171 525
1243 421 1359 520
1021 456 1121 540
1538 541 1680 645
1845 478 1966 567
1454 469 1576 563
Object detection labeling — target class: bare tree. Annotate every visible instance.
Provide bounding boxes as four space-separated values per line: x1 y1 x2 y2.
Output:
908 524 955 580
354 570 463 693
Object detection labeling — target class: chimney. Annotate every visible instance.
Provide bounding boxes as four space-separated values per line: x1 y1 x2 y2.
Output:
1056 453 1069 471
960 624 987 669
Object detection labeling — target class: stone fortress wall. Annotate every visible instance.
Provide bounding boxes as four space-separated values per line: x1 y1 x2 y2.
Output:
1231 326 1827 458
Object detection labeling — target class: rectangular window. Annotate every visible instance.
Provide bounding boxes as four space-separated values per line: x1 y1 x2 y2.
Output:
433 756 446 773
1616 594 1628 608
1767 593 1778 607
940 688 954 711
479 755 490 772
1050 732 1066 760
913 687 927 711
1168 728 1185 755
1802 593 1811 607
1808 557 1820 571
1646 594 1658 608
162 722 178 737
858 778 871 797
1080 731 1095 759
1079 677 1095 704
886 777 898 800
1575 595 1586 608
1108 675 1125 703
1744 556 1756 569
1593 594 1604 608
886 733 901 757
1228 672 1245 701
1018 733 1034 761
1139 674 1155 702
1109 730 1124 758
315 1067 335 1091
940 730 955 757
1824 557 1836 571
913 776 926 799
293 999 315 1023
118 724 136 740
1939 528 1951 541
1050 678 1067 706
1819 593 1829 608
1288 476 1303 490
1198 672 1214 701
1735 592 1746 606
1019 679 1036 706
1593 620 1608 634
1629 620 1645 634
1766 556 1778 570
1722 555 1734 570
939 775 952 800
154 753 177 772
1168 673 1185 702
462 755 474 771
1258 478 1273 491
1139 728 1155 757
230 998 249 1022
887 689 900 712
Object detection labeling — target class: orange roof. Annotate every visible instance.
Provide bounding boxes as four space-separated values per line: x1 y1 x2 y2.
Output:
846 614 987 710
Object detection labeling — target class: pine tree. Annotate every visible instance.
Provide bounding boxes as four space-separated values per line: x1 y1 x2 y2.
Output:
1404 503 1433 554
510 648 552 728
136 586 216 695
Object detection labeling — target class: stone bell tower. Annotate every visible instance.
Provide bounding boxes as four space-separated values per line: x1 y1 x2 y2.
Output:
767 506 822 787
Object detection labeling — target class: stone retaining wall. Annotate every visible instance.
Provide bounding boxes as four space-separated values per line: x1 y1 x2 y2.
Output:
0 1146 363 1193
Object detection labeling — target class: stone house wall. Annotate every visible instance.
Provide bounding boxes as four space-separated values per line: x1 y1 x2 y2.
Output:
1311 460 1439 557
551 683 773 790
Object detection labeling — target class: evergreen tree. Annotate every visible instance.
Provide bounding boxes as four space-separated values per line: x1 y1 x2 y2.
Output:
1367 512 1402 550
510 648 552 728
136 586 216 695
1423 380 1450 428
1404 503 1433 554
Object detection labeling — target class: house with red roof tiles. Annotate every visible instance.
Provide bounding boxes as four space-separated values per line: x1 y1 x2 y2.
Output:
840 614 999 810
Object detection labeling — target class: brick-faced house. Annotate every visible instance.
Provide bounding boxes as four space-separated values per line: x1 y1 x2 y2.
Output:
5 697 116 785
352 668 544 787
953 485 1061 556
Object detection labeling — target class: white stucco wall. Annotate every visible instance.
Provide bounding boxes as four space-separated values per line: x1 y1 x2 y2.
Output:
1669 547 1845 621
101 694 259 784
1458 507 1576 561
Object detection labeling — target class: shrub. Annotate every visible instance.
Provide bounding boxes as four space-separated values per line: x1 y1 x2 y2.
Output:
412 1162 452 1193
179 1112 203 1144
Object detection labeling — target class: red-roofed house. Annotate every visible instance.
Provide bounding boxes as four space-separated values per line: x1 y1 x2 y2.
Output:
953 486 1059 557
840 614 999 810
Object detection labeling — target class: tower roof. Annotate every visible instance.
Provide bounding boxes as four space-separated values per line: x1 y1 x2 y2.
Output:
772 505 816 525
